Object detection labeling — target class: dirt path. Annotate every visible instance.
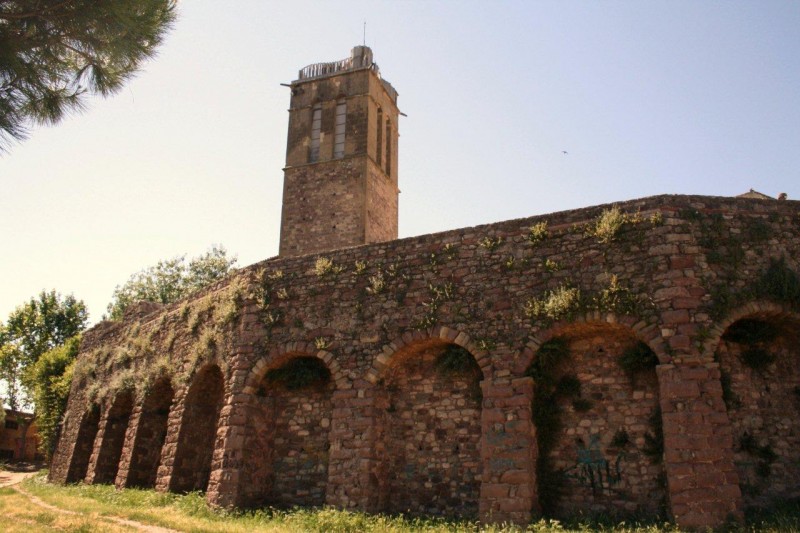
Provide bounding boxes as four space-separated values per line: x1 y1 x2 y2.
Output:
3 470 180 533
0 468 37 488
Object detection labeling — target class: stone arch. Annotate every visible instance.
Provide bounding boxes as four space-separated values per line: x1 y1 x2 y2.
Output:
243 341 345 395
65 403 101 483
373 329 485 518
712 302 800 506
702 301 794 355
238 346 336 508
92 390 134 484
170 364 225 493
516 312 668 377
524 319 665 519
125 376 175 488
366 325 492 384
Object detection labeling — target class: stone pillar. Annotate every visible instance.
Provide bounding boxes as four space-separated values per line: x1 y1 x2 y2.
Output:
658 362 742 528
154 387 187 492
207 394 250 507
114 402 143 488
84 404 110 484
479 376 538 525
326 381 378 511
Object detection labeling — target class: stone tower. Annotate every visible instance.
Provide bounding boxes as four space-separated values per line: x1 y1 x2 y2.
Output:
279 46 400 257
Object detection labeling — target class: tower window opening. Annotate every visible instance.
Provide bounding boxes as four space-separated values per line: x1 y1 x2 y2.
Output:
310 104 322 163
334 99 346 158
385 118 392 175
376 108 383 166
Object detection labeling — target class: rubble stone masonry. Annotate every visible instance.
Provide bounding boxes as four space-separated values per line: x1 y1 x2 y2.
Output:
50 194 800 529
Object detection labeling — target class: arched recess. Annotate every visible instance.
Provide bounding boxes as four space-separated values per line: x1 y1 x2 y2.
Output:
713 303 800 506
525 320 665 519
66 404 101 483
374 330 485 519
238 348 336 508
170 364 224 493
126 377 174 488
93 390 134 484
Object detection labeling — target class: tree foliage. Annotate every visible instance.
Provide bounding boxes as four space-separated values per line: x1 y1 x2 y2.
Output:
0 0 177 150
0 290 88 412
106 245 238 320
28 335 81 460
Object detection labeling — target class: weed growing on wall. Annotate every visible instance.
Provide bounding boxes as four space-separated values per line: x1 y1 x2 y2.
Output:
442 242 458 260
478 236 502 252
590 206 627 243
415 282 455 329
595 275 649 316
354 260 368 275
543 258 561 272
524 285 581 322
367 271 386 294
528 221 549 245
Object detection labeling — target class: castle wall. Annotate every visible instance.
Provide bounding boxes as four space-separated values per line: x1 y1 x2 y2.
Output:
49 195 800 529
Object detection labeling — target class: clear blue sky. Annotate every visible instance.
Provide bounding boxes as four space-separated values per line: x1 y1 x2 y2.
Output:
1 1 799 324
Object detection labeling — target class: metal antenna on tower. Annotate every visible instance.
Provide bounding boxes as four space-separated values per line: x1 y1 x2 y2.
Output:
363 20 366 46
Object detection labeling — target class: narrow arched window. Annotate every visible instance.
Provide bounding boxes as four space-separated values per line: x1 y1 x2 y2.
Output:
376 108 383 166
310 104 322 162
334 99 346 158
385 118 392 175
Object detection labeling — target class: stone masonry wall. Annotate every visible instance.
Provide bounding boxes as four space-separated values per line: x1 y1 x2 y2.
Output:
50 194 800 529
279 159 366 257
540 325 665 518
716 320 800 507
374 341 483 518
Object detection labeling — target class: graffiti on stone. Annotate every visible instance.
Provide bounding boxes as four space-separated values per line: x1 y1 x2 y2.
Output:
564 435 623 493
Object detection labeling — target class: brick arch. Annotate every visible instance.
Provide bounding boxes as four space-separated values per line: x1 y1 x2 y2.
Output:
65 404 101 483
519 313 666 518
242 341 345 395
366 325 491 383
91 389 134 484
125 376 174 489
370 326 485 518
515 312 668 376
238 343 338 508
701 300 797 356
710 301 800 507
169 363 225 493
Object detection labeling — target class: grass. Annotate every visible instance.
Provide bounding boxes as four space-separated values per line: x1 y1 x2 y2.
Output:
6 472 800 532
0 485 132 532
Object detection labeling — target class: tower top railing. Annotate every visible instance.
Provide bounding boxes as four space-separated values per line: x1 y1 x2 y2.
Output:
297 45 379 81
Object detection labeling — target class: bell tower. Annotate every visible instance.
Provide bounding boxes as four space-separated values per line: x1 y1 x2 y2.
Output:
279 46 400 257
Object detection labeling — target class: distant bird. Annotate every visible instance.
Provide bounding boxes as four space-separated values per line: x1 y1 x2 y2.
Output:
562 150 568 155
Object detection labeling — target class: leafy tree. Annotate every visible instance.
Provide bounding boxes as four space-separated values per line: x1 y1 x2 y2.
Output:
0 290 88 459
106 245 238 320
28 336 81 460
0 0 177 150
